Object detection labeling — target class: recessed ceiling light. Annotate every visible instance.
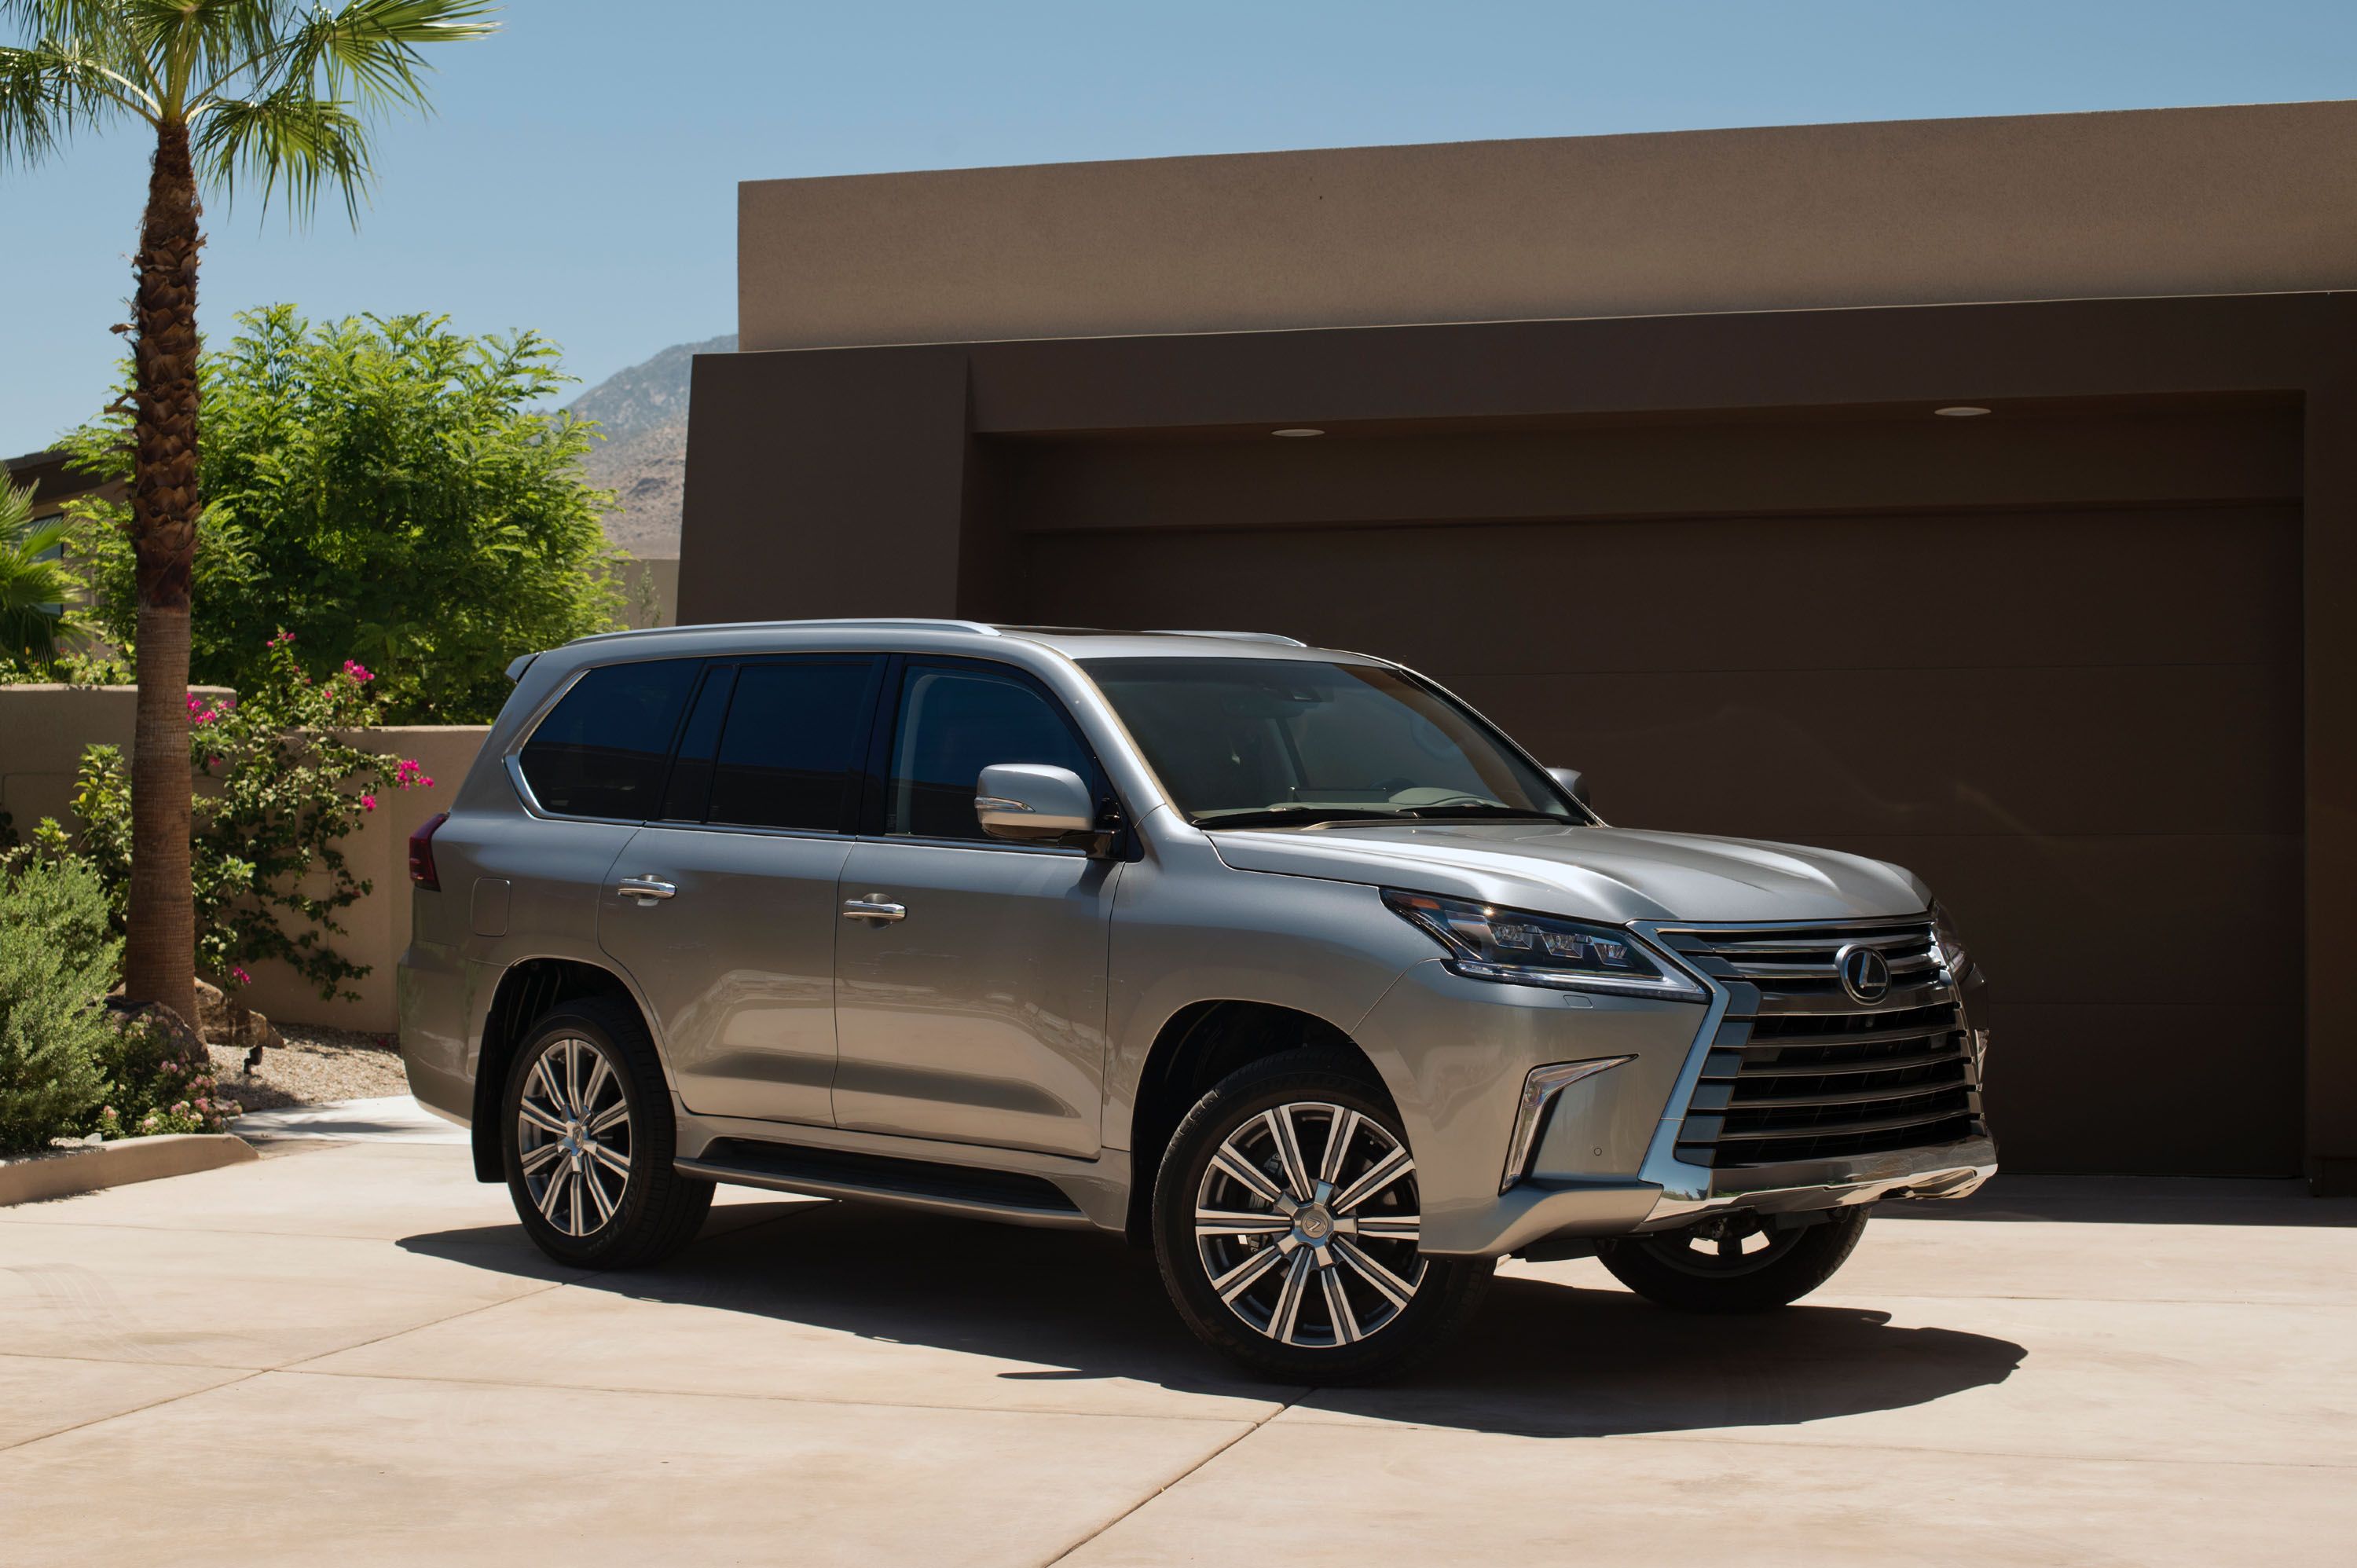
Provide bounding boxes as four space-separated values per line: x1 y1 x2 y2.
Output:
1934 405 1991 418
1271 427 1325 438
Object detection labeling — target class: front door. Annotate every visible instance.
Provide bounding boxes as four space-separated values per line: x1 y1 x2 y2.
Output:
833 660 1120 1159
598 655 883 1125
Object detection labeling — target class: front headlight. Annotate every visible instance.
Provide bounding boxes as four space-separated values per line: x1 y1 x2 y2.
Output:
1932 902 1971 979
1383 890 1704 1000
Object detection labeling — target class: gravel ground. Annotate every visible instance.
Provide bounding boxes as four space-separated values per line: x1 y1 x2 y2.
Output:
207 1023 410 1114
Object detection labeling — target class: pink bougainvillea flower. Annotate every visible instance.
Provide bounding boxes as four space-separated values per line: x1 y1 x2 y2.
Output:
231 965 252 986
207 756 223 770
269 629 295 647
420 776 434 788
360 793 378 811
343 659 374 683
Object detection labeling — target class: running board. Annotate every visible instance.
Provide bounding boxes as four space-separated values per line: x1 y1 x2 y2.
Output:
677 1138 1094 1231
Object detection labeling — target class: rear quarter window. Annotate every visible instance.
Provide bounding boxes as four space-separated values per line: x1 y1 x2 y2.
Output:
516 659 698 819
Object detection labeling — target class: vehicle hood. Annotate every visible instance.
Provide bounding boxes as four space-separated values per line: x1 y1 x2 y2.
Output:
1205 822 1930 924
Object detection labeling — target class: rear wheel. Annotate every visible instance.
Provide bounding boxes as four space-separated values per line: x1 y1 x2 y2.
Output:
1153 1050 1491 1383
501 998 713 1268
1599 1207 1869 1313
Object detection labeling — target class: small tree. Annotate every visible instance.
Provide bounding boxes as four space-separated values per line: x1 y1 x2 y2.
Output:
64 306 622 721
0 0 496 1025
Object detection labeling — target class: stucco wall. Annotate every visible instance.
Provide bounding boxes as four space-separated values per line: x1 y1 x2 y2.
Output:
0 685 486 1034
0 683 236 837
739 100 2357 351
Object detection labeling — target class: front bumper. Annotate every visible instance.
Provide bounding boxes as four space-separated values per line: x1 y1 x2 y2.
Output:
1631 1133 1996 1231
1453 1133 1997 1257
1361 919 1995 1258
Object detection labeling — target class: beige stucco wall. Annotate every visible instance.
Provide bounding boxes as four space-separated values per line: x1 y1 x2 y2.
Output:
740 100 2357 351
0 684 236 838
0 686 486 1034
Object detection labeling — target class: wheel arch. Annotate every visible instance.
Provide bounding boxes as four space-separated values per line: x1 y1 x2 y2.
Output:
469 957 645 1181
1121 998 1387 1245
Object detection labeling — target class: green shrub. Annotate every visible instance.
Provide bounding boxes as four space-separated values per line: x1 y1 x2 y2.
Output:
53 633 440 1002
87 1007 238 1141
0 856 119 1155
61 306 623 722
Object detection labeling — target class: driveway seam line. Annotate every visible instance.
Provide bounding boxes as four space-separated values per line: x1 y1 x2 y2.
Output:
274 1362 1270 1423
0 1369 266 1457
268 1277 576 1376
1039 1393 1300 1565
1266 1417 2357 1470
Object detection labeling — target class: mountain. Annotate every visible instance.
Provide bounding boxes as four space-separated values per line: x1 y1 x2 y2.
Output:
567 332 735 557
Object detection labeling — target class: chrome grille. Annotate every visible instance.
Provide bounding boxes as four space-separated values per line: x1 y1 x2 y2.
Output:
1658 918 1983 1168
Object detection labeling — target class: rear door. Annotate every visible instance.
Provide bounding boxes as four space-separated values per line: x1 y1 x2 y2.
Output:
598 655 884 1126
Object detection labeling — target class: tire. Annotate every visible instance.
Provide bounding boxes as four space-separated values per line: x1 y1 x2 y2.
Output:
1153 1049 1493 1383
500 996 713 1269
1599 1207 1870 1313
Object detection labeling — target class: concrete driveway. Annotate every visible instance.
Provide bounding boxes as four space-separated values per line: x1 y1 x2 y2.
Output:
2 1139 2351 1566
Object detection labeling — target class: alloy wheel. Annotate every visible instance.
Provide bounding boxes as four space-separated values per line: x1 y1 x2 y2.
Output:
1193 1101 1426 1348
516 1035 633 1238
1638 1211 1805 1277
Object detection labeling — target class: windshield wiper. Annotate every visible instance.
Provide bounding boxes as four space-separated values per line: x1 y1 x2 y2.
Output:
1193 807 1409 830
1398 804 1571 822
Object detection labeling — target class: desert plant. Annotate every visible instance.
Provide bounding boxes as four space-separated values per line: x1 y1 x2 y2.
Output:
0 854 118 1154
0 0 497 1026
62 306 622 722
0 466 82 663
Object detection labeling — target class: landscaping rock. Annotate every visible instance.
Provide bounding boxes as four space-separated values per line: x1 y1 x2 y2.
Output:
193 978 284 1052
101 998 207 1058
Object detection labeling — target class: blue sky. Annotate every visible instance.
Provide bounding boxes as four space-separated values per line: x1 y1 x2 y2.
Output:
8 0 2357 449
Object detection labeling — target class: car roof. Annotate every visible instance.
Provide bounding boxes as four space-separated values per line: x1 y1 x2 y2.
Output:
531 619 1384 670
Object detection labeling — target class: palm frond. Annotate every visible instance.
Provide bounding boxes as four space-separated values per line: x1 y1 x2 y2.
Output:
194 82 370 223
0 35 155 165
278 0 497 111
0 474 85 662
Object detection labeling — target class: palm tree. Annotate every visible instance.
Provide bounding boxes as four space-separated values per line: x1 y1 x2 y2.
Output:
0 1 494 1023
0 467 83 663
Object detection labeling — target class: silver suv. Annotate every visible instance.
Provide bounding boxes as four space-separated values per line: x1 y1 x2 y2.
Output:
399 621 1993 1381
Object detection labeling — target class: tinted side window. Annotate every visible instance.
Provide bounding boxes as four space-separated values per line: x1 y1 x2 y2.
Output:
705 659 878 831
885 665 1094 841
518 659 698 819
657 665 735 822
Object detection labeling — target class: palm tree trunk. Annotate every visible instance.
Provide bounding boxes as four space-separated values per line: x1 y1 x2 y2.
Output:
119 119 203 1025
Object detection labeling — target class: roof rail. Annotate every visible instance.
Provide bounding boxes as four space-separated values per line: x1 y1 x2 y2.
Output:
1141 629 1307 647
562 617 1004 649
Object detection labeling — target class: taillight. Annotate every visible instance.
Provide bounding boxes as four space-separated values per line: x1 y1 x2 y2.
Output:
409 811 450 890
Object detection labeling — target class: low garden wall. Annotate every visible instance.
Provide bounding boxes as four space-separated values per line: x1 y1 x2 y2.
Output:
0 684 489 1035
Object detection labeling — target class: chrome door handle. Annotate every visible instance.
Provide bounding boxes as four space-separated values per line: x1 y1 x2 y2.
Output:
617 876 677 904
841 897 907 923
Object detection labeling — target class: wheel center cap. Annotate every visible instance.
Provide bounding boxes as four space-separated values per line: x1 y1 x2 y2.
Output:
1294 1204 1333 1243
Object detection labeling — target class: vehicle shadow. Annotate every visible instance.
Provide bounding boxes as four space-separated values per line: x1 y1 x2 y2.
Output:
401 1198 2023 1440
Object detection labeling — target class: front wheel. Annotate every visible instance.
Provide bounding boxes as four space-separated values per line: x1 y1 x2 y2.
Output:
1153 1050 1492 1383
1599 1207 1869 1313
501 998 713 1268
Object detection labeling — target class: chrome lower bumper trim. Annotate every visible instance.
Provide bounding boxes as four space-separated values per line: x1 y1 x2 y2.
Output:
1634 1134 1997 1231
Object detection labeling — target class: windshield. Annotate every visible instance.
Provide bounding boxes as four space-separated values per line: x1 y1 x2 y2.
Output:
1081 657 1585 829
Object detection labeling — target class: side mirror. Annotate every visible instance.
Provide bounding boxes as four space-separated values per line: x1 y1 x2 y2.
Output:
1548 767 1591 809
976 763 1098 844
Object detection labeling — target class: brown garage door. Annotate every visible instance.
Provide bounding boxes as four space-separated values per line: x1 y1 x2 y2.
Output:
1011 452 2304 1174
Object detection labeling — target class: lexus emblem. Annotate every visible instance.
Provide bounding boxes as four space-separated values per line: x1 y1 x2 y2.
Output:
1835 943 1892 1005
